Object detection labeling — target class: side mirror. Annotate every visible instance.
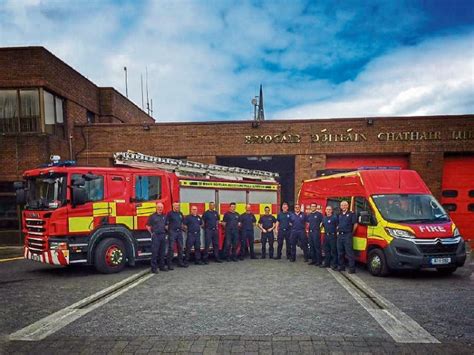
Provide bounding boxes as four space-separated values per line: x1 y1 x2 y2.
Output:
16 189 26 205
14 181 25 190
84 173 100 181
72 177 85 186
359 211 373 226
71 186 88 207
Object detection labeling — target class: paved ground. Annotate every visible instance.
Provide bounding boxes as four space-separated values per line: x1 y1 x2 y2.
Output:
0 247 473 354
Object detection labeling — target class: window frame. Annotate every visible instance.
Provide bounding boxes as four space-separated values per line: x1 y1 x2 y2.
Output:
0 88 41 133
43 89 66 138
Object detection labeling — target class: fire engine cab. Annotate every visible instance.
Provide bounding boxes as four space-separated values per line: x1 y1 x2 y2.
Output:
15 152 280 273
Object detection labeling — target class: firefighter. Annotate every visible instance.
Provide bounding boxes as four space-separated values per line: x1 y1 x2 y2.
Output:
222 202 240 262
202 202 222 263
166 202 187 268
289 204 308 262
275 202 291 260
337 200 358 273
239 204 257 260
184 206 204 265
322 205 338 270
307 203 323 266
258 206 276 259
146 202 167 273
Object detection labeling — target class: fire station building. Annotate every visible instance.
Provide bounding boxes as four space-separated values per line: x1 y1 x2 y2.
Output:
1 46 473 245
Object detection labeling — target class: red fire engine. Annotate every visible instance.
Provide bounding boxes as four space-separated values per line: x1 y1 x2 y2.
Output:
15 152 280 273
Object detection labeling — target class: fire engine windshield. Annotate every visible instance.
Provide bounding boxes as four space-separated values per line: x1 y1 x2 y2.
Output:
26 173 67 210
372 194 449 223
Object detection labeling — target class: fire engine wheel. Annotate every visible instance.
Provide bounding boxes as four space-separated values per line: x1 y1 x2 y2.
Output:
94 238 126 274
367 249 390 277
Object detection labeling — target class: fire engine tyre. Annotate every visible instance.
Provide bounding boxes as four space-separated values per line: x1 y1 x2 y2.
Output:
436 266 457 275
94 238 126 274
367 249 390 277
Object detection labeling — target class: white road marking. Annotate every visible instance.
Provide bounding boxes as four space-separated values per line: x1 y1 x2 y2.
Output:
9 269 153 341
328 269 440 343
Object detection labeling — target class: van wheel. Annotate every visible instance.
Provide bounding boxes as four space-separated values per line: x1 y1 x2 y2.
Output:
367 249 390 277
94 238 126 274
436 266 457 275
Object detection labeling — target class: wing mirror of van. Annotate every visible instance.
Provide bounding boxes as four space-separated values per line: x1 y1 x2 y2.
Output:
359 211 375 226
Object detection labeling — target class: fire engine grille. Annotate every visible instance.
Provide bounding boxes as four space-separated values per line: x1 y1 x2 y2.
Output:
417 242 458 255
25 219 45 236
27 237 47 253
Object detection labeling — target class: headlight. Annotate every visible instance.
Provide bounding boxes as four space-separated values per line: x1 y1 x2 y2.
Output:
453 227 461 238
49 242 68 250
385 228 415 239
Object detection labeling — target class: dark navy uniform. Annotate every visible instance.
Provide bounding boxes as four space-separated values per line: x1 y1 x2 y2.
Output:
276 211 291 259
147 212 167 272
202 209 220 262
259 214 276 258
307 211 323 265
239 213 256 259
322 214 338 269
184 214 203 264
289 212 308 261
166 210 185 267
223 211 240 261
337 211 357 271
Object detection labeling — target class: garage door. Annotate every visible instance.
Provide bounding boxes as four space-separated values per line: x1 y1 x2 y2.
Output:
325 155 409 170
441 155 474 246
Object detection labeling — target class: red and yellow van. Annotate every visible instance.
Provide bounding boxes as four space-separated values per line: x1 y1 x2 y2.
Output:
298 169 467 276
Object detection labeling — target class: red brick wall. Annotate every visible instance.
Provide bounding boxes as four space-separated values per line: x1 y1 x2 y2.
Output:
72 115 474 199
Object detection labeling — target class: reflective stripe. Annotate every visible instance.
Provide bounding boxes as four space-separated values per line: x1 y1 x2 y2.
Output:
136 202 156 216
353 236 367 251
116 216 134 229
93 202 116 217
68 217 94 233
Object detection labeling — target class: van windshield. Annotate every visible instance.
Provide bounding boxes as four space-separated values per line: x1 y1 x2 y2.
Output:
372 194 449 223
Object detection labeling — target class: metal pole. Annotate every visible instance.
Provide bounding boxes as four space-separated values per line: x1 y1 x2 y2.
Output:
124 67 128 98
141 74 144 110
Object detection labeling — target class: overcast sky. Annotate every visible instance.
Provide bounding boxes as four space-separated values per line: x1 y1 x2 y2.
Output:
1 0 473 122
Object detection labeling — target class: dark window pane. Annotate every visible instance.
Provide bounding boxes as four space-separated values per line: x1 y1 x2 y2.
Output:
469 190 474 198
136 176 161 201
442 190 458 198
442 204 457 212
469 204 474 212
0 90 19 133
19 89 40 132
71 174 104 202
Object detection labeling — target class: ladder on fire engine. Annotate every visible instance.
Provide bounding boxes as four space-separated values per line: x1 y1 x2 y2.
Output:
113 151 279 182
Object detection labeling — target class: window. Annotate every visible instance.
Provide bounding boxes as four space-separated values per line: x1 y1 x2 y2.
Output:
135 176 161 201
0 89 40 133
44 90 65 137
469 190 474 198
87 110 95 124
326 197 351 214
468 204 474 212
354 197 371 214
72 174 104 202
442 190 458 198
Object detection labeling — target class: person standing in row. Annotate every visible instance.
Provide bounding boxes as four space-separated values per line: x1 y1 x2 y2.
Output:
322 205 338 270
289 204 308 262
258 206 276 259
202 202 222 263
307 203 324 266
184 206 203 265
239 204 257 260
166 202 187 268
146 202 167 273
223 202 240 262
275 202 291 260
337 200 358 273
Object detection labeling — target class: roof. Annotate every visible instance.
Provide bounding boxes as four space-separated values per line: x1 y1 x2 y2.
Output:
300 169 431 199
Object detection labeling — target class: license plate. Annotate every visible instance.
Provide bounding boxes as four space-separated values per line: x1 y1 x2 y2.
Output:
431 257 451 265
